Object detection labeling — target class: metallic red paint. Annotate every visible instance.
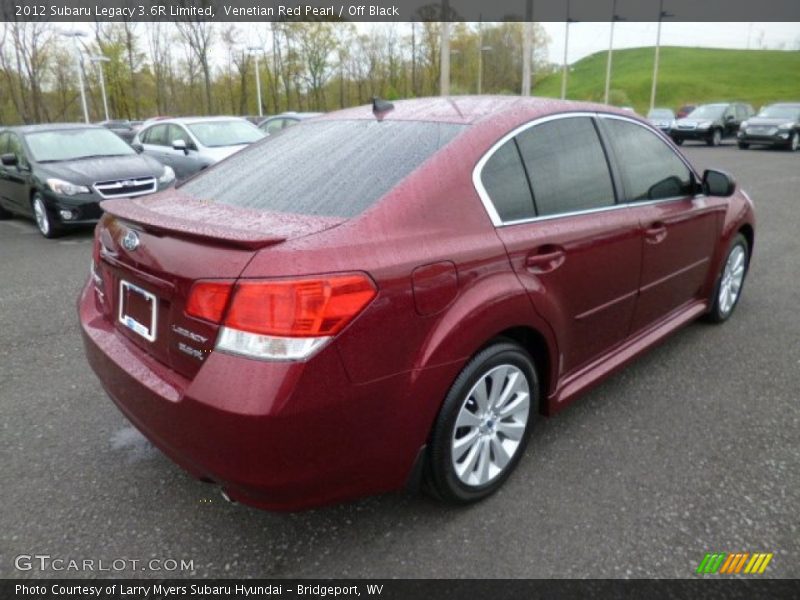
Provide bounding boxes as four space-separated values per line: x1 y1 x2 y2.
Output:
79 96 755 510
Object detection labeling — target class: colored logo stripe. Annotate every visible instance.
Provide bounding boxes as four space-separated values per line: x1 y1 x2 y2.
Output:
697 552 773 574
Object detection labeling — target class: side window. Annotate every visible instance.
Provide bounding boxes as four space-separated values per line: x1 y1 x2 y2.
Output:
602 118 693 202
263 118 286 135
480 138 535 222
516 117 615 217
168 124 188 146
723 105 735 119
0 132 9 155
145 125 168 146
735 105 747 120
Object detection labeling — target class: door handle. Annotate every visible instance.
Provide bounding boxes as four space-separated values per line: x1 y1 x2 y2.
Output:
644 222 668 244
525 245 566 273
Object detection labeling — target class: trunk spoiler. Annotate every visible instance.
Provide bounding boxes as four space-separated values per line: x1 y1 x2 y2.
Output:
101 192 344 250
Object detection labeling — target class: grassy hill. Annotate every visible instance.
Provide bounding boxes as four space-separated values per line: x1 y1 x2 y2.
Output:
533 46 800 114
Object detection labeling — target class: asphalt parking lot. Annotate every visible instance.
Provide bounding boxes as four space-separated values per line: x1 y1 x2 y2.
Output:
1 143 798 579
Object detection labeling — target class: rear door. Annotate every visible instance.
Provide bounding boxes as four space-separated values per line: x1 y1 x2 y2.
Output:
482 114 642 376
597 115 722 333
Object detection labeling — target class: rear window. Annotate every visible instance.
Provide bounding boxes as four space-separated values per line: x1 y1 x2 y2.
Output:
181 120 466 218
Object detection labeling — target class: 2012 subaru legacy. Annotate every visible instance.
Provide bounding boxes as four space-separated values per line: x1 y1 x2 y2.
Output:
79 97 755 511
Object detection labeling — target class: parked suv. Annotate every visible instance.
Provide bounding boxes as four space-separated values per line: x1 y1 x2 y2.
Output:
79 97 755 510
671 102 754 146
737 103 800 151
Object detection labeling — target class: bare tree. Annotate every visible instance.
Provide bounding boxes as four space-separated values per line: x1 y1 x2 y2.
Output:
176 21 215 114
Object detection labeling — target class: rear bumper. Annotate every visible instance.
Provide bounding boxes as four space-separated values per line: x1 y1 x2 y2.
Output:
78 281 447 511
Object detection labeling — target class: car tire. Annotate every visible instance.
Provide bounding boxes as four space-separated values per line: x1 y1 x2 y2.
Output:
789 132 799 152
708 128 722 147
0 202 12 220
737 142 749 150
31 193 62 239
705 233 749 324
425 340 539 504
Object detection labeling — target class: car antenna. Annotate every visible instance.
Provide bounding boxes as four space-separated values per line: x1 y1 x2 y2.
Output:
372 97 394 118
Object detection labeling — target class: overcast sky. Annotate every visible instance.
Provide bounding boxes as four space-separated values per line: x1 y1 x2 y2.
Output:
542 22 800 64
62 21 800 67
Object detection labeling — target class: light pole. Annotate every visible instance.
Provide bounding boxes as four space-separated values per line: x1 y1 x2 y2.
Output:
604 0 625 105
90 55 110 122
521 0 533 96
650 0 674 112
478 45 492 95
247 46 263 117
560 0 577 100
61 30 89 123
440 0 451 96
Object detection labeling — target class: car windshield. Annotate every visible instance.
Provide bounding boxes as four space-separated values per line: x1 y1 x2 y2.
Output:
25 128 136 162
757 106 800 120
648 109 674 119
186 120 264 147
687 105 726 120
181 120 466 218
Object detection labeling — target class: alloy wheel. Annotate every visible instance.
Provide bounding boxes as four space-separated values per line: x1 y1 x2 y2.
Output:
718 244 746 317
451 364 530 487
33 196 50 236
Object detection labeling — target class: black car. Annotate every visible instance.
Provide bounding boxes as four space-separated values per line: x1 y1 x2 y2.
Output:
671 102 754 146
98 119 138 144
0 124 175 238
737 103 800 151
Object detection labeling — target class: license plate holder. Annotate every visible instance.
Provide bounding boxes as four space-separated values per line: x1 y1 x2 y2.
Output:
118 279 157 342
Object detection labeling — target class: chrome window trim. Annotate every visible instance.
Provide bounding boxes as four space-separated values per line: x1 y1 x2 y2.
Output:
472 111 704 228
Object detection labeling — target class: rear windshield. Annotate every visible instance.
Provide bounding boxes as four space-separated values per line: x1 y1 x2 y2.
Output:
180 120 466 218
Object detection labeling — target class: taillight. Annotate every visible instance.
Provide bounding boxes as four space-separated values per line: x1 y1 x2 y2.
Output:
187 274 376 361
186 281 234 323
225 275 376 337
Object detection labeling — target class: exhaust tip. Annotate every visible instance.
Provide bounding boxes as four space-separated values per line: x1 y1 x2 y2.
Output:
220 489 237 505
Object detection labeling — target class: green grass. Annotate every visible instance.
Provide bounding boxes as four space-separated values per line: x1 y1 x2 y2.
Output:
533 46 800 114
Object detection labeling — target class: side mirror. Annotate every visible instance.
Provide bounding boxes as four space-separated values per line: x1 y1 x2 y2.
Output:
172 139 188 154
1 153 18 167
702 169 736 197
725 114 735 122
131 142 144 153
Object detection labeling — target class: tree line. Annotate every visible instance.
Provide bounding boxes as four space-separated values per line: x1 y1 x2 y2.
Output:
0 20 553 124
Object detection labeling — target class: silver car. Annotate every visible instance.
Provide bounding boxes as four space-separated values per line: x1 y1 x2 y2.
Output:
132 116 265 181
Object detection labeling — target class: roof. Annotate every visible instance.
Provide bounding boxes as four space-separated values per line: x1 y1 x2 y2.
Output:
320 95 634 125
2 123 102 134
160 116 251 125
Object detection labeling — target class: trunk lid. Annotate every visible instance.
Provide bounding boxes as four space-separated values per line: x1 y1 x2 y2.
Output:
94 190 345 379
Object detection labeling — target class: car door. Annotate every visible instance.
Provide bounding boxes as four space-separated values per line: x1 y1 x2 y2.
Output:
481 114 642 376
0 132 13 212
597 115 722 333
164 124 201 180
140 124 173 166
1 133 32 214
722 104 739 137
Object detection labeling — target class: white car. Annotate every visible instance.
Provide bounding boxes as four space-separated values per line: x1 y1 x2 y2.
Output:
132 116 265 181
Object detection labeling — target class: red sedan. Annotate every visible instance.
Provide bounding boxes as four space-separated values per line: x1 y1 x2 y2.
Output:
79 97 755 510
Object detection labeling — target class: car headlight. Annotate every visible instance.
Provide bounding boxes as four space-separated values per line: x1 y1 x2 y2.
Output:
778 122 794 130
46 178 90 196
158 165 175 185
697 121 711 129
